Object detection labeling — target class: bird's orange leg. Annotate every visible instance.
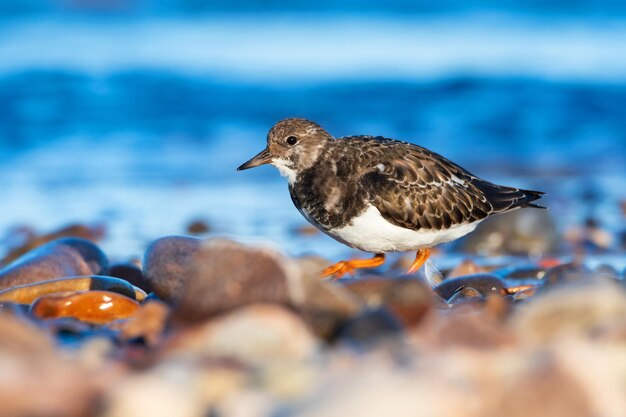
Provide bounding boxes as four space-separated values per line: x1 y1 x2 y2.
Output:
406 248 431 274
321 253 386 279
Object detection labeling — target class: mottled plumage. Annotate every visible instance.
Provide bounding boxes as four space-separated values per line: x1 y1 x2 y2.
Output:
238 118 545 277
289 135 542 235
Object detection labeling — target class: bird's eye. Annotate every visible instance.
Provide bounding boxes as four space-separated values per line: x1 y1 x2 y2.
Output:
286 135 298 146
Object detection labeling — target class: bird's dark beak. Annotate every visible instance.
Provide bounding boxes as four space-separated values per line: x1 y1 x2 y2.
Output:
237 147 273 171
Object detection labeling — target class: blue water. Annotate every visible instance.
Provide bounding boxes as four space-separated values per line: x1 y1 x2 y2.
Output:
0 10 624 261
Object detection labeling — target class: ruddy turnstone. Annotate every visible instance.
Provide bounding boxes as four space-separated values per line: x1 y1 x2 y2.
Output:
238 118 545 278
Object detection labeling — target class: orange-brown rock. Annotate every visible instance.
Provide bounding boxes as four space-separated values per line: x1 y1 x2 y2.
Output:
31 290 140 325
0 276 146 304
119 300 170 346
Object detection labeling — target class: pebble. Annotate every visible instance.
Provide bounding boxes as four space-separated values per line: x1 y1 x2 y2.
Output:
594 264 619 280
294 273 361 341
185 219 212 235
413 304 513 349
166 304 317 366
292 224 320 236
172 239 294 322
118 300 170 346
0 223 105 267
0 313 99 417
538 263 593 292
447 259 488 278
492 264 548 280
104 372 205 417
142 236 204 302
481 355 593 417
344 277 432 327
0 310 56 356
30 290 141 325
334 308 404 350
0 275 146 304
446 286 484 304
109 263 153 293
513 279 626 344
457 208 557 256
564 217 614 252
434 274 508 300
0 238 109 290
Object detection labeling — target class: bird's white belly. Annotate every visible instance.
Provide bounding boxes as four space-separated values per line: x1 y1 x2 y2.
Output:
327 205 480 253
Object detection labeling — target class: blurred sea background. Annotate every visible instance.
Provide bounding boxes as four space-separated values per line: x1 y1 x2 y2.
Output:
0 0 625 262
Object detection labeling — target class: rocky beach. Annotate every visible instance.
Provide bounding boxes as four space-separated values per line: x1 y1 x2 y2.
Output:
0 206 625 416
1 1 626 416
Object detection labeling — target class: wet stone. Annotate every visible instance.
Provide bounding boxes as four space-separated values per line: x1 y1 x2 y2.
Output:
0 275 146 304
185 219 211 235
435 274 508 300
513 280 626 344
492 264 548 280
0 238 109 290
344 277 432 327
166 304 317 366
142 236 204 302
447 259 488 279
30 290 141 325
512 286 538 301
413 305 513 349
334 308 404 350
118 300 170 347
456 208 557 256
110 263 153 293
594 264 619 280
481 356 594 417
294 274 361 341
446 286 484 304
172 239 294 322
539 263 593 292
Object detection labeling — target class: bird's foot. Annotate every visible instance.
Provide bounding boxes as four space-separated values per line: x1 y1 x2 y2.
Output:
406 248 431 274
321 253 386 280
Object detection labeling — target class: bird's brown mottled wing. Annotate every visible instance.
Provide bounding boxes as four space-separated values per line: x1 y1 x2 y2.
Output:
352 137 543 231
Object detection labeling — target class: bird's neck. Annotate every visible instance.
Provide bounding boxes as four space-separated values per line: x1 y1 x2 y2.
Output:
272 158 299 184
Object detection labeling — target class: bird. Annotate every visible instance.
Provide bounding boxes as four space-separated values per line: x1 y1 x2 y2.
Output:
237 118 545 279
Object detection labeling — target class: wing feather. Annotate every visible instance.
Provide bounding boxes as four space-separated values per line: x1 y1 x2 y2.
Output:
352 137 543 231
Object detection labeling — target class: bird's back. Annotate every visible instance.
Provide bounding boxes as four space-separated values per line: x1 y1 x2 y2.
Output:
291 135 544 234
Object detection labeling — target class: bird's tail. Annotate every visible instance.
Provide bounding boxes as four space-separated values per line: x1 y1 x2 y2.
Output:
473 179 546 212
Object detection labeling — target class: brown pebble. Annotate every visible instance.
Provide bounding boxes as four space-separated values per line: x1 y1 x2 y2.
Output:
413 305 514 349
0 238 109 290
118 300 170 346
185 219 211 235
446 286 484 304
173 239 293 322
142 236 204 301
165 304 317 365
447 259 488 278
482 356 593 417
435 274 508 300
292 224 320 236
345 278 432 327
31 290 141 325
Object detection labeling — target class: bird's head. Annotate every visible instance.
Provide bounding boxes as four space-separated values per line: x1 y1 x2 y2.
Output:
237 118 333 182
